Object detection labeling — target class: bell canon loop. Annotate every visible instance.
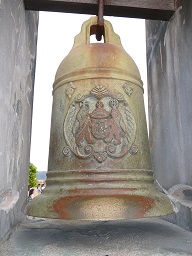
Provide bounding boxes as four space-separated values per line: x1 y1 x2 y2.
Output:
27 17 173 220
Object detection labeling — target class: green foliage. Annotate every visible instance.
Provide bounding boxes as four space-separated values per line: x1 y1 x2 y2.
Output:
28 162 38 188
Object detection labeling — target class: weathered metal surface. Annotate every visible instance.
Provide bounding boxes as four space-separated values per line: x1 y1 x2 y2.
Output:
26 16 173 220
24 0 181 20
96 0 104 41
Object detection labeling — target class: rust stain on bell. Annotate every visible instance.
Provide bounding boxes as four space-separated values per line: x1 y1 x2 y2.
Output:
27 17 173 220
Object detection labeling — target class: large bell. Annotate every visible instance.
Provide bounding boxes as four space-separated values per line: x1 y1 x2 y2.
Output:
27 17 173 220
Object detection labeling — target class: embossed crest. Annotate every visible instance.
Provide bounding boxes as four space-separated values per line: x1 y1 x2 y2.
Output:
64 86 137 162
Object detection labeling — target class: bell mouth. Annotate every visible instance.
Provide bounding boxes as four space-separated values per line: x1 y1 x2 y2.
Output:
26 191 173 221
52 195 155 220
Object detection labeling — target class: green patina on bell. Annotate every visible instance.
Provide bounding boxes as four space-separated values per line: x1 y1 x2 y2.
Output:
26 17 173 220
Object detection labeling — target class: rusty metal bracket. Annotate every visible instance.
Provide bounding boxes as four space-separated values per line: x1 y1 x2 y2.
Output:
96 0 104 41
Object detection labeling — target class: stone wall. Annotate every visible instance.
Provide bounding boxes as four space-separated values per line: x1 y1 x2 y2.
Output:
146 1 192 230
0 0 38 240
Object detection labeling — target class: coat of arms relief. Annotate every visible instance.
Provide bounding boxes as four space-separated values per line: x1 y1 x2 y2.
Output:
63 85 138 163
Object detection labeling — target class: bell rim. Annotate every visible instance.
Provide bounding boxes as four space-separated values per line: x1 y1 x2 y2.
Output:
26 192 174 220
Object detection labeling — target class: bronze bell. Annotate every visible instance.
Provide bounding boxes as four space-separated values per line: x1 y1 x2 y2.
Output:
27 17 173 220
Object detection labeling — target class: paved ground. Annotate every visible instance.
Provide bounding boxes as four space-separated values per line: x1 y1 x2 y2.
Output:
1 217 192 256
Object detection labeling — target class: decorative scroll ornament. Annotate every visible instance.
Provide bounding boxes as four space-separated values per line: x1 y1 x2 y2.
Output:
64 85 137 163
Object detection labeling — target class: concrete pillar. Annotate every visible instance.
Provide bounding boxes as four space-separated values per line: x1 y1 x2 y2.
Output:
0 0 38 240
146 1 192 230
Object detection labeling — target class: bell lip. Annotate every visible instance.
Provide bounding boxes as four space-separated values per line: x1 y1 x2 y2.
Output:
25 193 174 221
26 167 174 219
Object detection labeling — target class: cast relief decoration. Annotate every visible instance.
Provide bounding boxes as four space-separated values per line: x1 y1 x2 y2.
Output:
63 85 137 163
65 82 76 99
123 82 133 96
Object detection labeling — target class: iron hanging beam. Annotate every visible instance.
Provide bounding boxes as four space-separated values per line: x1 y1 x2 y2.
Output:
24 0 182 21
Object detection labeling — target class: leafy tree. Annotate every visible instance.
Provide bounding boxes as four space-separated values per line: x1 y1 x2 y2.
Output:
28 162 38 188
